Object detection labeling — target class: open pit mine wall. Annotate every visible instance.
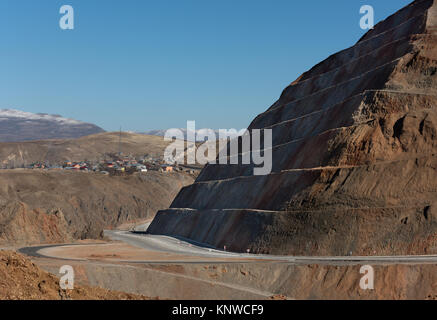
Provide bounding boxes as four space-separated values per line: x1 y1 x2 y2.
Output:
148 0 437 256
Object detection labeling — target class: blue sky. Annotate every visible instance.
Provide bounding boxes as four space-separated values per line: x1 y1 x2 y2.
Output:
0 0 412 132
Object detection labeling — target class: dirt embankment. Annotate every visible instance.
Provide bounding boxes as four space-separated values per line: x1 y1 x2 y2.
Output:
141 262 437 300
0 250 149 300
33 248 437 300
30 242 437 300
0 170 193 245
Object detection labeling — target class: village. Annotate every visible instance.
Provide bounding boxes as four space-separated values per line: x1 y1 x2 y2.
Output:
0 153 200 176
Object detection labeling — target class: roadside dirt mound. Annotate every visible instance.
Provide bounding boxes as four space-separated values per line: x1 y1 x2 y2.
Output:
0 170 193 245
0 250 147 300
144 261 437 300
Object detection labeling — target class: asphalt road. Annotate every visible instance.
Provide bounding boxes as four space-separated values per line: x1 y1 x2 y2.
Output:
17 229 437 266
103 230 437 265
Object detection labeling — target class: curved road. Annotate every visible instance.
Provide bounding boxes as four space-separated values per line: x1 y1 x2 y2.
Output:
104 230 437 265
18 229 437 265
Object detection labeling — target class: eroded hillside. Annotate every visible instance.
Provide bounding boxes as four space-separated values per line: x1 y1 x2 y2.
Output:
0 170 193 245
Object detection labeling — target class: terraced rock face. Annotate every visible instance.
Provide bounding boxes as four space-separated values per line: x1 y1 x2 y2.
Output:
148 0 437 256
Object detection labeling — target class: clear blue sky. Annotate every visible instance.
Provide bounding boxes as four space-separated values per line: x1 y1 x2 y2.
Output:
1 0 412 132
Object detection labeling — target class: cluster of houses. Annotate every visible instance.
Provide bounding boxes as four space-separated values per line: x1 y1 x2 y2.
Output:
14 154 189 176
1 152 202 177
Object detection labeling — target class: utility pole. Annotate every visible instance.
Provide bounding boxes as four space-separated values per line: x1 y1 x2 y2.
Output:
118 126 122 157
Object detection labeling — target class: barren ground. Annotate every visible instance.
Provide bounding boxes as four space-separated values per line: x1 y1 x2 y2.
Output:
20 239 437 300
0 250 150 300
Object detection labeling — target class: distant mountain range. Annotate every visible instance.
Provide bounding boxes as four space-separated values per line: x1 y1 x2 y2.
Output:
0 108 244 143
0 109 105 142
142 128 244 142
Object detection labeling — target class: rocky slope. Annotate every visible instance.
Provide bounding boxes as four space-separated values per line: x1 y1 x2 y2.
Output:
148 0 437 256
0 170 193 245
0 250 148 300
0 109 104 142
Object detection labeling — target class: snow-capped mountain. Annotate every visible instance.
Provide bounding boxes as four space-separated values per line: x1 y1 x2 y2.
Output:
0 109 105 142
